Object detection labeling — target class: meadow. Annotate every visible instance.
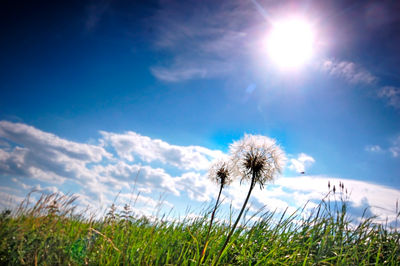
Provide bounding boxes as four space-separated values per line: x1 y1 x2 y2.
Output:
1 135 399 265
0 188 399 265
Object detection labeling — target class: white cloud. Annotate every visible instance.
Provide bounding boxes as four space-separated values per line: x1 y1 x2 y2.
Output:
321 59 377 84
220 175 400 226
113 191 174 219
365 136 400 158
150 60 236 83
365 145 383 153
378 86 400 109
0 121 221 212
0 121 111 163
150 65 208 83
175 172 216 202
149 0 256 82
0 190 25 210
288 153 315 173
0 121 112 184
94 162 182 196
275 176 400 224
100 130 223 170
389 136 400 157
11 178 31 190
0 139 10 147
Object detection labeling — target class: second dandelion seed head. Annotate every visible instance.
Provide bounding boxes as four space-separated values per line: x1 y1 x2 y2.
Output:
209 159 234 187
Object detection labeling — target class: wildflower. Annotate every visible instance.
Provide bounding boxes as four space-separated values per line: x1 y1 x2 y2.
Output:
199 158 233 265
214 134 285 265
208 159 233 187
229 134 286 189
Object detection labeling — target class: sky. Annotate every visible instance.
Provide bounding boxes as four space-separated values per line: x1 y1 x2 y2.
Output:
1 0 400 225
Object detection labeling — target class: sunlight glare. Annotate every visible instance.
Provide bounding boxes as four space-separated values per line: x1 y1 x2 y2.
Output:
267 17 315 69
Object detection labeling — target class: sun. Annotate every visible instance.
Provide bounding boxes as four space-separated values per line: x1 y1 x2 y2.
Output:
267 17 315 70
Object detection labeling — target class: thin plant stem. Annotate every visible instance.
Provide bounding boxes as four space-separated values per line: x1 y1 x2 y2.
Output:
207 184 224 238
198 183 224 265
214 172 256 265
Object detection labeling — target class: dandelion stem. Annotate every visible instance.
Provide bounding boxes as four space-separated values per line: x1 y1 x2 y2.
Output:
198 183 224 265
207 184 224 237
214 173 256 265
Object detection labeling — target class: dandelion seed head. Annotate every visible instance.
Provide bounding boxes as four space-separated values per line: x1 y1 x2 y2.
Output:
229 134 286 188
208 159 234 186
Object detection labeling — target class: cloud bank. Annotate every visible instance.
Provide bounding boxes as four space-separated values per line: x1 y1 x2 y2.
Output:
0 121 399 226
100 130 223 170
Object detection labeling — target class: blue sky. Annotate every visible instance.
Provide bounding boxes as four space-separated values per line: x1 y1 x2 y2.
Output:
1 0 400 224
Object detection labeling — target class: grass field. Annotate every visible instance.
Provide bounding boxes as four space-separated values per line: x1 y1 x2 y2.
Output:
0 189 399 265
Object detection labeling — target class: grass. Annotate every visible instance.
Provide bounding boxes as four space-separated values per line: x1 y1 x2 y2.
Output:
0 190 399 265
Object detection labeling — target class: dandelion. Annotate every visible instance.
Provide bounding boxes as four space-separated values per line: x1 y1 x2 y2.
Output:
229 134 285 189
208 159 233 187
214 134 285 264
207 159 234 231
198 159 233 265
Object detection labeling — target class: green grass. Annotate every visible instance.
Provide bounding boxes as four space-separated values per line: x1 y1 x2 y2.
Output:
0 191 399 265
